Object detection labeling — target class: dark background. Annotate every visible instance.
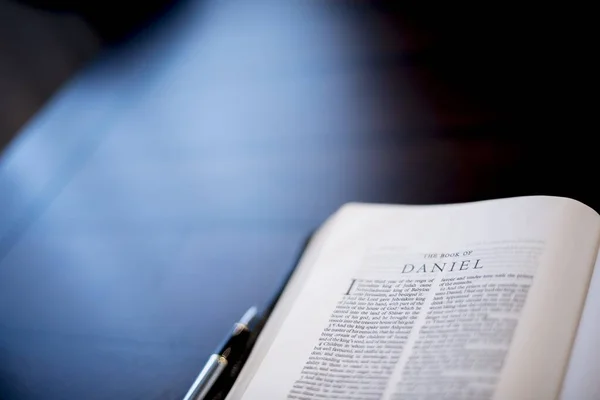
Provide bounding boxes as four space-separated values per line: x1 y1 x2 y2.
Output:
0 1 596 399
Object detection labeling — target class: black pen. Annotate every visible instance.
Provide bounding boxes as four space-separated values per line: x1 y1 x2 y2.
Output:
183 307 258 400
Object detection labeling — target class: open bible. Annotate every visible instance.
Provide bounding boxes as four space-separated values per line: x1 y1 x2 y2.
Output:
225 196 600 400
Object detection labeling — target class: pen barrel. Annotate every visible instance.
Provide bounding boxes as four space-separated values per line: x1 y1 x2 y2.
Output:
182 354 228 400
218 323 252 361
183 309 258 400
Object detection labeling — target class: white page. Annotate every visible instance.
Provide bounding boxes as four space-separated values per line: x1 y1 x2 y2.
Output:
227 197 600 400
560 253 600 400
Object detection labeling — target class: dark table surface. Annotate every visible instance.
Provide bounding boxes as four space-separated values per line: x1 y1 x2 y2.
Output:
0 1 596 399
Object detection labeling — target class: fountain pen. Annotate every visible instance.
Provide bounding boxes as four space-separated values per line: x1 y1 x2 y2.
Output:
182 307 258 400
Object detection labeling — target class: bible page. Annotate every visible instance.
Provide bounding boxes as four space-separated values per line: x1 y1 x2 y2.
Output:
226 196 600 400
559 252 600 400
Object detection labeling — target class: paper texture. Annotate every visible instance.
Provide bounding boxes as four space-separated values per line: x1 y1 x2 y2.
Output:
227 197 600 400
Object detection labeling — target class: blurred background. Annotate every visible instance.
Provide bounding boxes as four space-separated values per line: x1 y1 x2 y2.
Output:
0 1 595 399
0 0 97 148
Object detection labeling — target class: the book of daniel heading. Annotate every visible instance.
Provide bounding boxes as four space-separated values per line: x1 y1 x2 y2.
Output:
225 196 600 400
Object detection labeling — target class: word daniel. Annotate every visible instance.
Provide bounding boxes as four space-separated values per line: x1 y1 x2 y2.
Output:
402 258 483 273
